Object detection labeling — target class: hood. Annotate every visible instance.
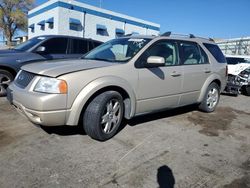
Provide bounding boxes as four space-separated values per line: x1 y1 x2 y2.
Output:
22 59 119 77
228 63 250 76
0 49 23 56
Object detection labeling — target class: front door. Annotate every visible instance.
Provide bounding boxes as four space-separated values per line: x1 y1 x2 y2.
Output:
136 40 183 114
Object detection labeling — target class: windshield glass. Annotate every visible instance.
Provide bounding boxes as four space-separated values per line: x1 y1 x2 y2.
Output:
83 38 151 62
14 37 45 51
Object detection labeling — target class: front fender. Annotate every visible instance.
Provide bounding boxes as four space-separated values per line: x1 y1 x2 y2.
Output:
66 76 136 125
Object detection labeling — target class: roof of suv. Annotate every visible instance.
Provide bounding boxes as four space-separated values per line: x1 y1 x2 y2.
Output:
122 33 215 44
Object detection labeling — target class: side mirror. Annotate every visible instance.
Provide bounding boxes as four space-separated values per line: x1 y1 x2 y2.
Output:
36 46 46 53
147 56 165 67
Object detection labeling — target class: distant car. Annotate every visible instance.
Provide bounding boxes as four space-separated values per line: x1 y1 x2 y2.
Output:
224 55 250 96
0 35 102 96
7 33 227 141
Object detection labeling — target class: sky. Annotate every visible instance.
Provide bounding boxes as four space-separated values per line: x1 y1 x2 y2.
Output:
35 0 250 39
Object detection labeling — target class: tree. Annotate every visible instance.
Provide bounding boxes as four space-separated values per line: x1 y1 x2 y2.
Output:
0 0 34 46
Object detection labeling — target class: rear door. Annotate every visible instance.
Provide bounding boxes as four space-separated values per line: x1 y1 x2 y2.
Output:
178 41 212 106
136 40 183 114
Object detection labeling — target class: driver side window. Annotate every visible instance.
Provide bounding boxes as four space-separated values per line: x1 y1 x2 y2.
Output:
139 40 179 67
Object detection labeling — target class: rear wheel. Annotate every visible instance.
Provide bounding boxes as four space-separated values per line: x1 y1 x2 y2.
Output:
199 82 220 112
0 69 14 97
83 91 124 141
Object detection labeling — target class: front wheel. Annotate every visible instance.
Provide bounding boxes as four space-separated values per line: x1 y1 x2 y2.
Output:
199 83 220 113
242 85 250 96
0 69 14 97
83 91 124 141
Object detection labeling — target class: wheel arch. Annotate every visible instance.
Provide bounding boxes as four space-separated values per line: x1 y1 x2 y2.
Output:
198 75 222 103
66 76 136 126
0 65 17 77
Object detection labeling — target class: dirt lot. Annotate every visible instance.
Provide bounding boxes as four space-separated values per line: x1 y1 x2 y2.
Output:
0 95 249 188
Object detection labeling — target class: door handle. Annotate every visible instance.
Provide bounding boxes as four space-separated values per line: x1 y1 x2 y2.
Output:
171 71 181 77
204 68 211 73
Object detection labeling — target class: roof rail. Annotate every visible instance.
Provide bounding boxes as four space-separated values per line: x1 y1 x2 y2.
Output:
160 31 214 42
161 31 171 37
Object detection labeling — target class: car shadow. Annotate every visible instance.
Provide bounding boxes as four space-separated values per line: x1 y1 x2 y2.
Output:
157 165 175 188
41 104 197 137
41 125 86 136
126 104 197 127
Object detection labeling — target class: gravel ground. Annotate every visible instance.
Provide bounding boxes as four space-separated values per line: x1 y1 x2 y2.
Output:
0 94 249 188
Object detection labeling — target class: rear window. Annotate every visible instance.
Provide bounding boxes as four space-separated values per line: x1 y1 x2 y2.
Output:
203 43 226 63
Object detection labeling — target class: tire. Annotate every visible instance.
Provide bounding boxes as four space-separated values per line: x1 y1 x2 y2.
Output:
198 82 220 113
242 85 250 96
83 91 124 141
0 69 14 97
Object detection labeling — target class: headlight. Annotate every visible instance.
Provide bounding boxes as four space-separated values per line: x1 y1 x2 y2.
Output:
34 77 68 94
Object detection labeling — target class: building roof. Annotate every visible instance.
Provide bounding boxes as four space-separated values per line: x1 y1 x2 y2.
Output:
29 0 160 31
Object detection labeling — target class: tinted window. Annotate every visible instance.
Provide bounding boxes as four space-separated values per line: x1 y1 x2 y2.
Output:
140 41 178 66
72 39 88 54
203 43 226 63
180 42 202 65
226 57 250 65
70 23 82 31
41 38 68 54
92 41 102 49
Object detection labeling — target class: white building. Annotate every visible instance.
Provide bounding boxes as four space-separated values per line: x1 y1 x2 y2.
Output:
28 0 160 42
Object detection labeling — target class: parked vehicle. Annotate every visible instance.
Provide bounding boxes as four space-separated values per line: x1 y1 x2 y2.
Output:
0 35 102 96
7 32 227 141
224 55 250 96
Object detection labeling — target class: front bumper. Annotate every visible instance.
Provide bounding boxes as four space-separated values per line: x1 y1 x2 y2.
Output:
7 85 69 126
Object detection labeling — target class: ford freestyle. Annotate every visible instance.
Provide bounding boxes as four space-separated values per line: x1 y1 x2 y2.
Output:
7 33 227 141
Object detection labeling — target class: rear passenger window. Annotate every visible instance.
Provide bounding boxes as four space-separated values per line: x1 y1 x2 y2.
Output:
72 39 88 54
203 43 226 63
180 42 204 65
42 38 68 54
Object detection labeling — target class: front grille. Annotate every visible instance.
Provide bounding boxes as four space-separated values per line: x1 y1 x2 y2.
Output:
15 71 36 89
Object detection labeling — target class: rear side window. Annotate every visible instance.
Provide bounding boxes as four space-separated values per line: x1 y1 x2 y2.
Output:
180 42 205 65
203 43 226 63
71 39 88 54
41 38 68 54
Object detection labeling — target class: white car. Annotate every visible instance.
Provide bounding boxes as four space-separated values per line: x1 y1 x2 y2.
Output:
225 55 250 96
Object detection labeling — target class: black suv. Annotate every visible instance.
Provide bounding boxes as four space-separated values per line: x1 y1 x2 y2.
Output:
0 35 102 96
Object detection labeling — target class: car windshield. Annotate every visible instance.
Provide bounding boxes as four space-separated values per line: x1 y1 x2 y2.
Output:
83 38 151 63
14 37 45 51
